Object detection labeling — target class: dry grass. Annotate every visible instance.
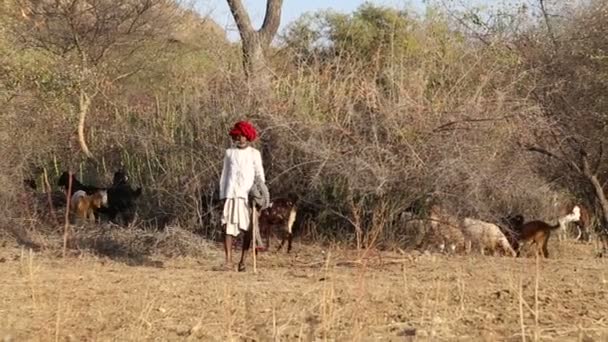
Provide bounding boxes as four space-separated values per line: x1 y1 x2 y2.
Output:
1 237 607 341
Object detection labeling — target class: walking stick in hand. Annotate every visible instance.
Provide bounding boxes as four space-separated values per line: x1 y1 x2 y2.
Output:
252 204 258 274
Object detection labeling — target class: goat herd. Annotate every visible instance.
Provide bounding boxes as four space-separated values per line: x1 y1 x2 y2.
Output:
403 201 596 258
22 171 142 226
18 169 607 259
21 170 300 254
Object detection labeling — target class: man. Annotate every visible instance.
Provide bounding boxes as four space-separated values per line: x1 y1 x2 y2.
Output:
217 120 265 272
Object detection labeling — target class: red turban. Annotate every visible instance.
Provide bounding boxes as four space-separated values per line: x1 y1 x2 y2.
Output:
229 121 257 142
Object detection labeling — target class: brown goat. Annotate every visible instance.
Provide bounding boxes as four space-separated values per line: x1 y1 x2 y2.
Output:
515 220 560 258
259 197 297 253
572 204 591 241
70 190 108 223
556 202 592 241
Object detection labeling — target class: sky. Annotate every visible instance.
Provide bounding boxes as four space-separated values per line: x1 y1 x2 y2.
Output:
195 0 428 41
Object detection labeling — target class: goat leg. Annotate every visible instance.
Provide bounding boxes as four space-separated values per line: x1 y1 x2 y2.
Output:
277 237 285 252
466 240 472 255
575 224 582 241
287 233 293 253
558 219 566 241
515 240 525 257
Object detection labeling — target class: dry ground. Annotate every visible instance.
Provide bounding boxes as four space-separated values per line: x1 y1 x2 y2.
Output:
1 236 607 341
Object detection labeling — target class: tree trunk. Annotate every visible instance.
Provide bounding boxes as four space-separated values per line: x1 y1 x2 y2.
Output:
241 33 272 98
582 155 608 243
78 88 94 159
226 0 283 100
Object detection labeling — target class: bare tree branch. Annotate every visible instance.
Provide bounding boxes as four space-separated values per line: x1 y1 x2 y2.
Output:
593 142 604 175
539 0 559 51
259 0 283 45
226 0 255 39
432 115 515 133
525 145 583 174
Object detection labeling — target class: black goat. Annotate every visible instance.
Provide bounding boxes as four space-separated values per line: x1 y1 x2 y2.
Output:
24 179 37 191
57 170 142 225
102 173 142 225
498 214 525 251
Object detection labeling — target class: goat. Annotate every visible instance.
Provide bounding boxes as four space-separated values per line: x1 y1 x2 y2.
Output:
258 195 298 253
514 220 560 258
402 204 465 254
578 205 593 241
461 217 517 257
112 170 129 186
58 170 142 225
70 189 108 224
506 207 581 258
103 186 142 225
100 170 143 226
554 200 593 241
426 205 466 254
498 214 525 251
58 171 107 221
574 204 592 241
557 205 582 241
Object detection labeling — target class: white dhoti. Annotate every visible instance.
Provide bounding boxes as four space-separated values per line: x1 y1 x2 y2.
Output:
221 197 265 248
222 198 250 237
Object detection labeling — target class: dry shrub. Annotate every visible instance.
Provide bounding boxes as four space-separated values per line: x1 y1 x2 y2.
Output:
152 225 217 257
64 225 214 258
1 224 216 260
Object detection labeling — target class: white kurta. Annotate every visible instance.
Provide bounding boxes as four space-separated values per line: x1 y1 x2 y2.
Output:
219 146 265 236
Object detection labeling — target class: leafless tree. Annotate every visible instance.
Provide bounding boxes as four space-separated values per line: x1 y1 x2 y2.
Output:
226 0 283 98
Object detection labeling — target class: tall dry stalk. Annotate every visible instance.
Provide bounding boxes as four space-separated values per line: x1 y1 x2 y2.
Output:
252 204 258 273
62 173 72 258
320 251 335 340
517 260 526 342
358 201 388 260
54 278 66 342
519 263 527 342
534 253 540 341
26 248 38 311
349 198 363 251
43 168 58 226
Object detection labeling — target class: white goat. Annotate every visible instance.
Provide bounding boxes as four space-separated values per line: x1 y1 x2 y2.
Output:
428 206 466 254
461 218 516 257
558 205 582 241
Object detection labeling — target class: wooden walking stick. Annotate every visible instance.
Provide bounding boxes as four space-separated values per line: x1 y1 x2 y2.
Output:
252 204 258 273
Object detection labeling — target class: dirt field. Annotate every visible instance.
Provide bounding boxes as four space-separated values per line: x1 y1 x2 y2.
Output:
1 238 607 341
